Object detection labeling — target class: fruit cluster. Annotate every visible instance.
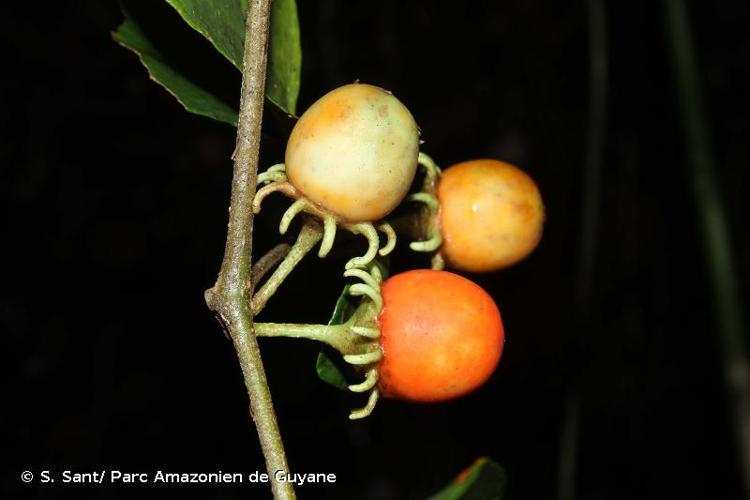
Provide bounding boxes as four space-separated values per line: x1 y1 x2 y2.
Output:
251 83 545 419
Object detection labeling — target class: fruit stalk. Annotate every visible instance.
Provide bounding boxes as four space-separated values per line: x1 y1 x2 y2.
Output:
253 322 354 354
252 290 382 358
251 221 323 315
251 243 292 285
203 0 295 498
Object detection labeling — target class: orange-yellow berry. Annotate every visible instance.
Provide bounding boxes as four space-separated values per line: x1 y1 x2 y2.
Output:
437 159 545 272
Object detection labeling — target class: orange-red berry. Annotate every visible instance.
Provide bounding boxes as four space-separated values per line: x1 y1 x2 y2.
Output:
377 269 504 402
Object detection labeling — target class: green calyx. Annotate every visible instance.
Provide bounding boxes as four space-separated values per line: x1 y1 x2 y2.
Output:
253 264 385 419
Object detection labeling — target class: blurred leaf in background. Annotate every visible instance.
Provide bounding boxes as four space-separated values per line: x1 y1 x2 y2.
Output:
429 457 508 500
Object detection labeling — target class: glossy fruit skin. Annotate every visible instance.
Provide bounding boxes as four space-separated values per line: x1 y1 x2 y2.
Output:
285 83 419 222
377 269 504 403
437 159 544 273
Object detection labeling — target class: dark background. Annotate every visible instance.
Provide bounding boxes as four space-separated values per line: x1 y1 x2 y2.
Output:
3 1 749 498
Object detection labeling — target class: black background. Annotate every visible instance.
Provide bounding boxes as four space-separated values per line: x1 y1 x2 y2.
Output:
3 1 749 499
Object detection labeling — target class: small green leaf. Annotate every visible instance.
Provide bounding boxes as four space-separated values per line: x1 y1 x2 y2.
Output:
328 284 356 326
371 258 391 281
315 285 355 390
163 0 301 115
113 0 239 125
315 350 349 390
429 458 508 500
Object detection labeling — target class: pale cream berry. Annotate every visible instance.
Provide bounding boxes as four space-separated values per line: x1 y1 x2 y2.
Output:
285 83 419 222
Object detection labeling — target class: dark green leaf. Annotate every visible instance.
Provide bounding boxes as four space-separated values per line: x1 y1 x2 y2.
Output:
163 0 246 69
266 0 302 115
429 458 508 500
114 0 301 123
113 0 239 125
315 285 355 390
163 0 301 115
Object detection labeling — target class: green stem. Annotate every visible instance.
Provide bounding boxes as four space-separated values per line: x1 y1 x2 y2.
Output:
253 294 381 357
253 321 352 353
663 0 750 495
251 243 292 285
251 221 323 315
203 0 295 498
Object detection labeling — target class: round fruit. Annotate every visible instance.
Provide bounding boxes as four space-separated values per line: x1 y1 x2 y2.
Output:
285 83 419 222
377 269 504 402
437 159 545 273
